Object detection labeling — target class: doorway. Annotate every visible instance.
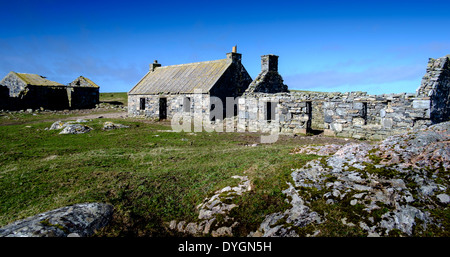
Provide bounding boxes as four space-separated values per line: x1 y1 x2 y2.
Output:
159 97 167 120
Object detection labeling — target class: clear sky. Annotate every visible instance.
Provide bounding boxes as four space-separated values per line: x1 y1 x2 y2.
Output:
1 0 449 94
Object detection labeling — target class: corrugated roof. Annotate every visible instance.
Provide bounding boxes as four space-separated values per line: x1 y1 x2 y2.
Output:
129 58 232 94
14 72 64 86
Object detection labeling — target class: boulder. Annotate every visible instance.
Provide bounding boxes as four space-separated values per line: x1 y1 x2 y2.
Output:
59 124 92 134
0 203 113 237
49 121 68 130
103 121 129 130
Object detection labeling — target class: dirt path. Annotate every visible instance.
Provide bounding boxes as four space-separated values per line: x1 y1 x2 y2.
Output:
64 111 128 121
0 110 128 126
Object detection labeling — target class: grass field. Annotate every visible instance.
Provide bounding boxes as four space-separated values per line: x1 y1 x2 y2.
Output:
0 111 323 236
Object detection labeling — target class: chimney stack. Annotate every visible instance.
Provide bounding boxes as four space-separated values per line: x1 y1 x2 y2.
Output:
150 60 161 71
227 45 242 63
261 54 278 72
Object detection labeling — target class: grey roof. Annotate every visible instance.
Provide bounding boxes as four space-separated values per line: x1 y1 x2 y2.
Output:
12 72 64 86
129 58 232 94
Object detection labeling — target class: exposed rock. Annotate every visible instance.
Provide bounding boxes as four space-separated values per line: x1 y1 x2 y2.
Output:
59 124 92 134
437 194 450 204
291 144 343 156
0 203 113 237
251 183 321 237
169 175 251 237
102 121 129 130
252 121 450 237
49 121 68 130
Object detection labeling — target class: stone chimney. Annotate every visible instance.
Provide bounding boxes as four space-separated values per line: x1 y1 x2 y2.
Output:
150 60 161 72
227 46 242 63
261 54 278 72
245 53 288 93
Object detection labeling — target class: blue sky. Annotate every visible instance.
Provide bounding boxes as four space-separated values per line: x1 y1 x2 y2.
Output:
1 0 449 94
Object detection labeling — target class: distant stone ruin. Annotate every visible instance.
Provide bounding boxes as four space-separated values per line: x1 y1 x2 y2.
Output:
0 72 100 111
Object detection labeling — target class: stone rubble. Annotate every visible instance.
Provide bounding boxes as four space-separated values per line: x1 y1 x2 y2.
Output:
0 203 113 237
252 121 450 237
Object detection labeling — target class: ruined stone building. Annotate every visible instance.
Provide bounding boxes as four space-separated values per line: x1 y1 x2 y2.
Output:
0 72 100 110
128 47 252 119
237 54 450 139
128 49 450 140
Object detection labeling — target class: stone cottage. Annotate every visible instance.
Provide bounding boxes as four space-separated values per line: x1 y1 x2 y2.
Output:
0 72 100 110
128 47 252 120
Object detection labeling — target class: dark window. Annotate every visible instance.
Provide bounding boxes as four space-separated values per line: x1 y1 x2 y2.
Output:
266 102 275 121
362 102 368 125
306 101 312 132
183 97 191 112
140 98 146 110
159 97 167 120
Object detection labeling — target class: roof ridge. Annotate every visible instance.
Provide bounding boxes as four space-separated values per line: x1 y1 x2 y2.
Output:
158 58 230 69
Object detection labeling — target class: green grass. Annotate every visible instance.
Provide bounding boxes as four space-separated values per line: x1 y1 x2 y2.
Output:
0 117 317 236
99 92 128 105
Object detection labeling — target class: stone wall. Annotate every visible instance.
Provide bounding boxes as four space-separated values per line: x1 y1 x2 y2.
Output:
322 92 431 140
237 93 310 134
67 86 99 109
1 72 28 97
236 90 433 140
416 55 450 124
128 93 211 120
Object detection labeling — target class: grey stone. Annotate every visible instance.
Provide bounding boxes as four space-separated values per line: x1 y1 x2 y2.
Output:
412 99 431 109
103 121 129 130
0 203 113 237
436 194 450 204
59 124 92 134
49 121 67 130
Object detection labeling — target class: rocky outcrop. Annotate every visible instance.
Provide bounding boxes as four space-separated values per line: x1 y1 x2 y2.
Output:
169 176 252 236
252 121 450 237
0 203 113 237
